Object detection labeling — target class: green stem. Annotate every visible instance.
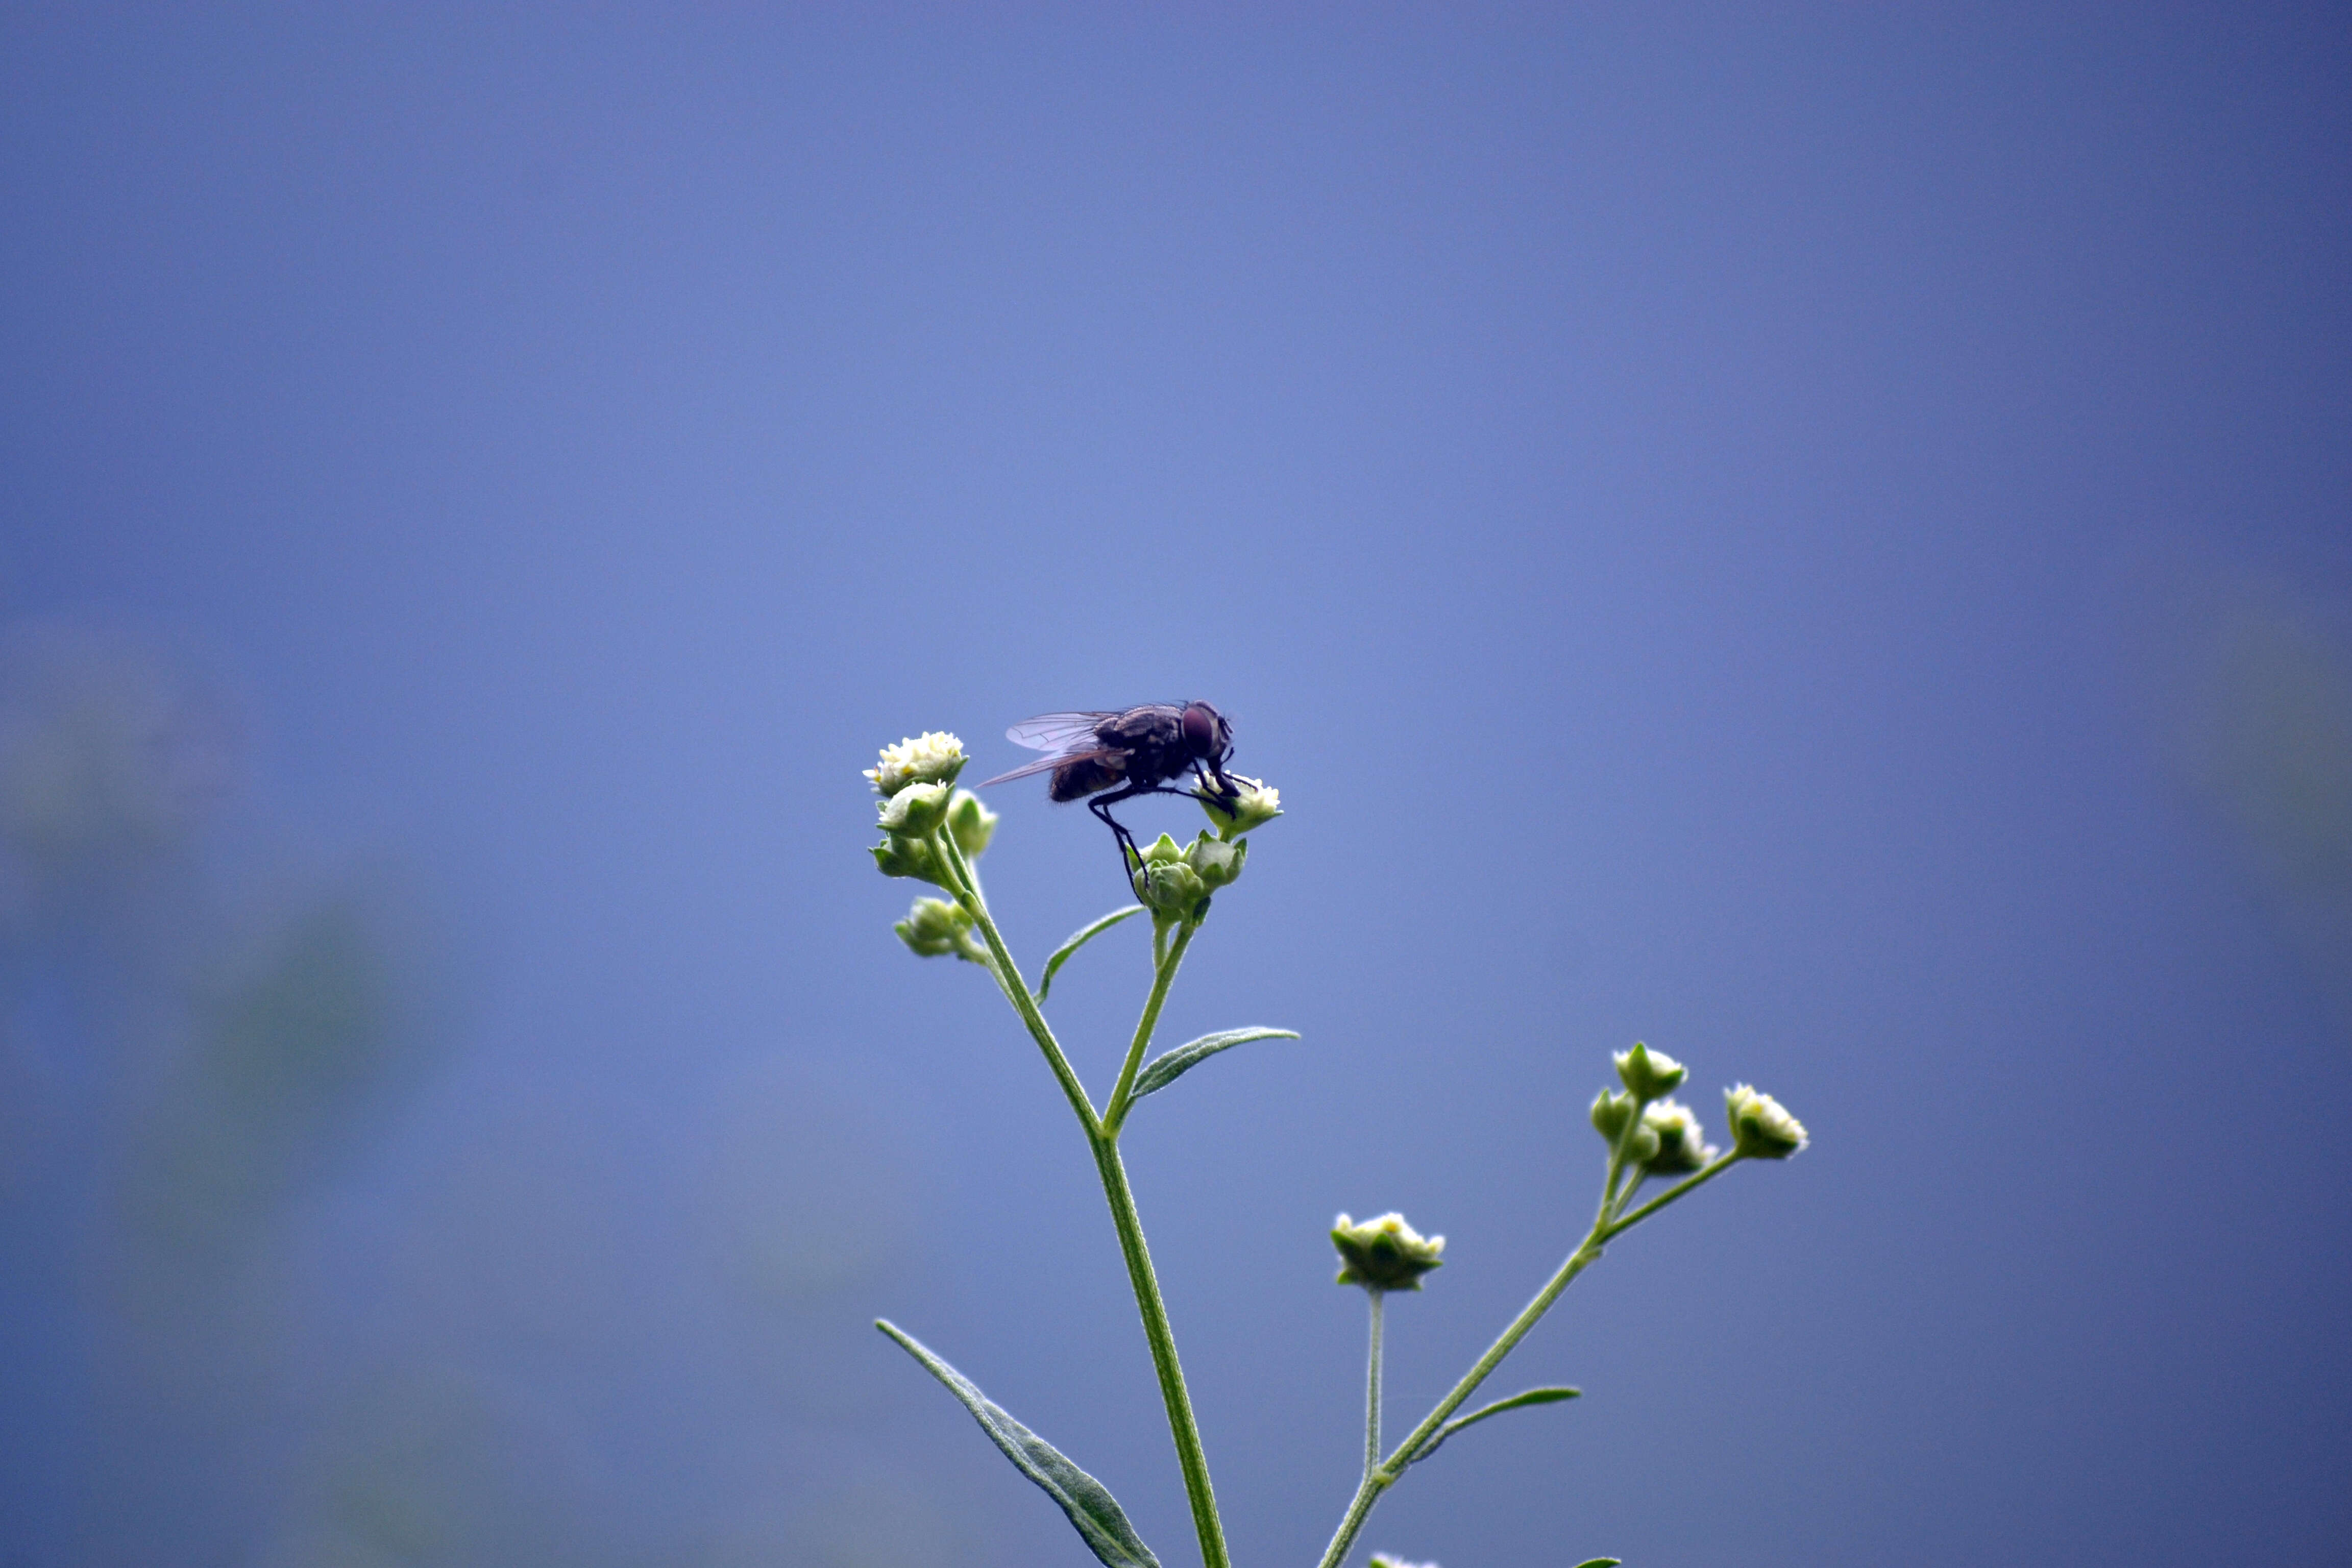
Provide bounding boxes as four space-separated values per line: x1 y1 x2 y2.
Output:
1315 1231 1606 1568
932 829 1226 1567
1363 1290 1386 1483
1315 1147 1748 1568
1103 920 1196 1133
1091 1132 1231 1568
929 826 1099 1136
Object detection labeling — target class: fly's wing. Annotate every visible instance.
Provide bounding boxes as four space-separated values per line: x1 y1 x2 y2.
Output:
979 748 1123 788
1006 712 1120 752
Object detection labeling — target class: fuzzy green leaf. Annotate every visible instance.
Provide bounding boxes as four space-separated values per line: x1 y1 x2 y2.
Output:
1130 1027 1301 1103
876 1320 1160 1568
1409 1386 1582 1464
1034 905 1145 1002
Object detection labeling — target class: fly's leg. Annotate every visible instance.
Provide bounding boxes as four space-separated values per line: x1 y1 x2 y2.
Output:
1087 784 1149 886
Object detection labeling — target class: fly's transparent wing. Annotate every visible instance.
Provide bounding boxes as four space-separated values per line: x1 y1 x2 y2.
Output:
1006 713 1119 752
980 749 1121 788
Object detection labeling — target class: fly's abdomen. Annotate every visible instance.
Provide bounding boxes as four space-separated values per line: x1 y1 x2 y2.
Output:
1050 756 1125 801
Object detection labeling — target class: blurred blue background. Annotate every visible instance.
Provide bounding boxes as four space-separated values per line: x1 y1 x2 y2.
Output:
4 6 2349 1565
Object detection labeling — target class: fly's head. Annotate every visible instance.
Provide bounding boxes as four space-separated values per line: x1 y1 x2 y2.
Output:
1180 701 1237 793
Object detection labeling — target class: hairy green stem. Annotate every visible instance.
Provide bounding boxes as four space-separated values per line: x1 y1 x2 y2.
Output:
1316 1144 1742 1568
1363 1290 1386 1483
1104 920 1196 1133
932 831 1227 1568
1092 1131 1231 1568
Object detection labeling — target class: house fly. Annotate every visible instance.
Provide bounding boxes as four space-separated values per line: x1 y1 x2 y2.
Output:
980 702 1241 879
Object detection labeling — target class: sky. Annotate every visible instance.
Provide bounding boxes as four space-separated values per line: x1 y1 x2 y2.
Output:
3 5 2349 1566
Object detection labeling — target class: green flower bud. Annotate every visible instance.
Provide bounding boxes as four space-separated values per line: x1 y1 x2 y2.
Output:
871 833 948 885
1640 1098 1719 1174
1331 1211 1445 1292
877 779 951 836
1183 830 1247 889
865 731 967 795
1135 857 1207 917
1614 1041 1687 1101
1725 1083 1808 1159
1136 832 1185 866
1199 773 1282 839
1590 1088 1636 1141
894 896 971 959
946 789 997 858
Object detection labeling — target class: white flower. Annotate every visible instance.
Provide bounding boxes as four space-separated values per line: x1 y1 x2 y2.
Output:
1199 773 1281 838
865 731 965 795
1332 1212 1445 1291
1725 1083 1808 1159
1640 1097 1719 1173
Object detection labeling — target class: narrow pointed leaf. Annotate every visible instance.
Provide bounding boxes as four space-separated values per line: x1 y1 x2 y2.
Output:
1572 1558 1623 1566
1130 1027 1300 1102
876 1320 1161 1568
1409 1386 1581 1464
1035 905 1145 1002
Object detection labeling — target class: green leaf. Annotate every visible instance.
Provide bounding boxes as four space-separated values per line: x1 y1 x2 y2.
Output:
1409 1386 1582 1464
1034 905 1145 1002
1571 1559 1623 1567
1129 1027 1301 1103
876 1319 1161 1568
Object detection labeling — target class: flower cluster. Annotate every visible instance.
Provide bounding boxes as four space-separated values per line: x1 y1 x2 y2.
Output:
1591 1041 1804 1173
865 732 999 962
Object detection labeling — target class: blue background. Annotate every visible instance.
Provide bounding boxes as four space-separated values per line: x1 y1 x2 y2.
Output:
4 7 2349 1565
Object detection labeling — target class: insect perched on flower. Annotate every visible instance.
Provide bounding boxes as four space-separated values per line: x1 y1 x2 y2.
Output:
981 702 1242 881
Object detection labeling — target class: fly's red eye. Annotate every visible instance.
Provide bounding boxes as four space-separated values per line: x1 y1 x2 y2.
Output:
1182 705 1217 753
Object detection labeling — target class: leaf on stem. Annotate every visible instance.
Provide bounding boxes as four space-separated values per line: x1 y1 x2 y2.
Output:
1035 905 1146 1002
877 1321 1162 1567
1129 1027 1301 1104
1407 1386 1582 1465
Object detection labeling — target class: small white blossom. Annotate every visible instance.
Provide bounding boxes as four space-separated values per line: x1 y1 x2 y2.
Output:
1199 773 1281 838
1725 1083 1808 1159
866 731 965 795
1640 1097 1719 1173
1332 1212 1445 1291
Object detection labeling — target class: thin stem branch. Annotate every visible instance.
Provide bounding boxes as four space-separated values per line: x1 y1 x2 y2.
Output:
1603 1153 1741 1237
928 826 1100 1136
1103 920 1196 1133
1363 1290 1386 1484
1092 1132 1231 1568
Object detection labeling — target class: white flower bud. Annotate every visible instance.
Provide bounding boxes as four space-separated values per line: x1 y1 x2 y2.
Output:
1639 1098 1719 1173
1724 1083 1808 1159
1614 1041 1687 1100
877 780 952 836
1331 1212 1445 1292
